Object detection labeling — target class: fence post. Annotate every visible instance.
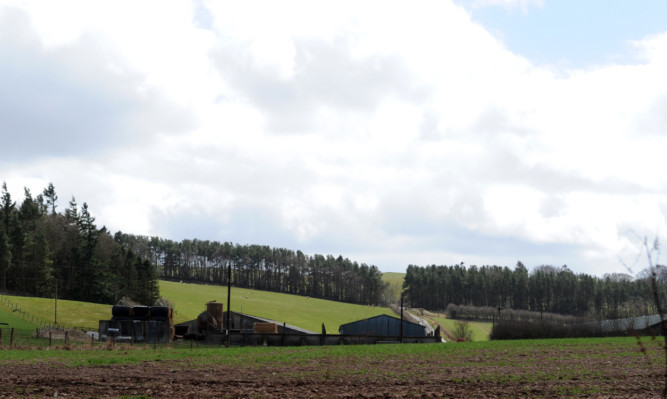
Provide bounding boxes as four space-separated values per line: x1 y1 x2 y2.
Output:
0 328 3 347
10 328 14 347
49 331 52 347
282 322 286 346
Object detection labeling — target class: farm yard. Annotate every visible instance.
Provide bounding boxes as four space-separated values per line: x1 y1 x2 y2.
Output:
1 282 666 397
0 337 663 398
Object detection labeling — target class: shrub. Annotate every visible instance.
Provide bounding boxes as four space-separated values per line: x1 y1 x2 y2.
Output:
453 320 473 341
490 319 611 340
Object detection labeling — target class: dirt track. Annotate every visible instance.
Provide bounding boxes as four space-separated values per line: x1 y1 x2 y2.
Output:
0 342 664 398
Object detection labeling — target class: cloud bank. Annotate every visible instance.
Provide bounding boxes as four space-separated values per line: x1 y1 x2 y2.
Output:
1 0 666 276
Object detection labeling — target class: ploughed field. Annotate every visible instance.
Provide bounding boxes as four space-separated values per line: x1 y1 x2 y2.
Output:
0 337 663 398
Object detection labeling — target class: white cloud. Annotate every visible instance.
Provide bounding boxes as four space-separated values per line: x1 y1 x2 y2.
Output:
1 0 666 277
467 0 544 11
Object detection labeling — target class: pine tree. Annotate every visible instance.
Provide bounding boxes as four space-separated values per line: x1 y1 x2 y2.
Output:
1 182 16 234
42 183 58 215
0 230 11 293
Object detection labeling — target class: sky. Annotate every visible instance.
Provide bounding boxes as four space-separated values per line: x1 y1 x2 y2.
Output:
1 0 666 277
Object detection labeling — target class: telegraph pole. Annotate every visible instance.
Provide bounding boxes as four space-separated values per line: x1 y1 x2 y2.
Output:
226 261 231 347
400 292 404 343
54 280 58 325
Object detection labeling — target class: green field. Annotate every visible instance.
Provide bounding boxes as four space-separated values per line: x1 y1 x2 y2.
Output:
0 336 650 365
1 279 483 340
429 315 492 341
0 336 661 397
0 305 39 346
159 280 395 332
0 304 37 330
381 272 405 303
0 294 111 331
0 281 397 334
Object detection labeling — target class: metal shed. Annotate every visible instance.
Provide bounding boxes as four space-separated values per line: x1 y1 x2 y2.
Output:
588 314 666 335
339 314 426 337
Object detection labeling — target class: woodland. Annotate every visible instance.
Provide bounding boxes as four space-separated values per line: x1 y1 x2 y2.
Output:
115 233 386 306
403 262 662 319
0 181 663 321
0 182 158 305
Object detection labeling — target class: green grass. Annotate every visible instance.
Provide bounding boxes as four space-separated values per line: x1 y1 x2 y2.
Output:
0 303 38 330
0 294 110 330
0 336 652 367
0 337 659 399
428 315 492 341
0 281 396 334
159 280 395 332
381 272 405 303
0 305 40 346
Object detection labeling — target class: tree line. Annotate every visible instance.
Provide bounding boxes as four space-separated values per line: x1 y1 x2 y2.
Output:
114 233 387 306
403 262 662 319
0 182 159 305
7 181 661 319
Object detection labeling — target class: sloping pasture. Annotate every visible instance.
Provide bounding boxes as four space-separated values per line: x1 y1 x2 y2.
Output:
423 313 491 341
0 294 109 330
0 304 38 346
1 281 397 334
159 280 395 332
381 271 405 303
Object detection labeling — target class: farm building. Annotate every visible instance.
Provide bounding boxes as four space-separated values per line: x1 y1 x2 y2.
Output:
339 314 427 337
100 301 441 346
175 309 315 338
591 314 666 335
99 305 174 343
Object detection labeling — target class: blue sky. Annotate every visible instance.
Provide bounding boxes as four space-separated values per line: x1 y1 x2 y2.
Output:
463 0 667 67
1 0 666 277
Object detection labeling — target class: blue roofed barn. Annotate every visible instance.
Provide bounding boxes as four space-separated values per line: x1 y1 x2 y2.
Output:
338 314 426 337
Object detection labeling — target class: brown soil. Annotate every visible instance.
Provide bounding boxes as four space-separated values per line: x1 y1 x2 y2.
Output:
0 343 663 398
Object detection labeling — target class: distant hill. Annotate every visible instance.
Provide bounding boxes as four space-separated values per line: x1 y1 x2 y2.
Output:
381 272 405 304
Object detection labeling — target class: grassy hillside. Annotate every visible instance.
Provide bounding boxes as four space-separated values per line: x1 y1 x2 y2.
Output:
0 295 110 330
0 280 402 334
381 272 405 304
0 299 40 346
0 305 37 330
429 315 492 342
159 280 395 332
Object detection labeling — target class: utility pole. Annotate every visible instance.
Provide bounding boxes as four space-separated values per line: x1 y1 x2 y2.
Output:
400 292 404 343
54 280 58 325
226 261 231 347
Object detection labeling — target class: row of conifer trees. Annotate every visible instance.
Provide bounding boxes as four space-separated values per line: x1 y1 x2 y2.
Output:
0 182 159 305
404 263 662 319
115 233 387 306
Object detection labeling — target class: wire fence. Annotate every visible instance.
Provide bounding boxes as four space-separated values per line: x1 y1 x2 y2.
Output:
0 326 34 347
0 326 104 348
0 293 98 334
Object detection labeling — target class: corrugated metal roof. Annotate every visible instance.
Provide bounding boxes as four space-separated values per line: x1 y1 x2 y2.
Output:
339 314 427 337
235 312 316 334
591 314 665 333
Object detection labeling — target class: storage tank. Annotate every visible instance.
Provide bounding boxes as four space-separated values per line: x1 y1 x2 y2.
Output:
111 305 131 321
132 305 150 320
206 301 224 332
